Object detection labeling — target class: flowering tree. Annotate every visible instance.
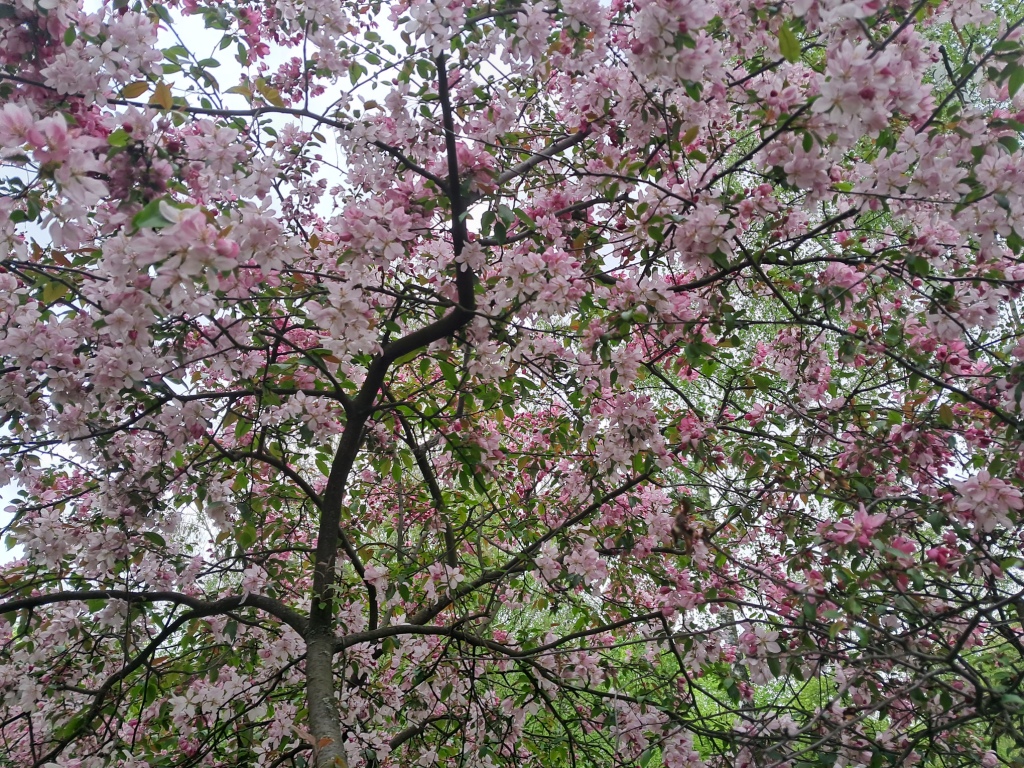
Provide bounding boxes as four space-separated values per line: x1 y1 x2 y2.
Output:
2 0 1024 766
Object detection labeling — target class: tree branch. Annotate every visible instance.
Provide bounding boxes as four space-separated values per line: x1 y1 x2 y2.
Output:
0 589 307 634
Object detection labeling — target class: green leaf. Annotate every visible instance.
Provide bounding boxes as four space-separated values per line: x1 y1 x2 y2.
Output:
236 523 257 549
142 678 160 707
1001 693 1024 711
349 61 365 86
392 349 420 367
41 280 69 305
906 254 930 277
480 209 495 236
107 128 131 147
255 77 284 107
992 40 1022 54
131 197 179 230
778 21 801 63
723 676 740 702
53 713 87 741
632 452 646 474
998 135 1020 154
150 4 172 23
1009 64 1024 98
438 359 459 389
120 81 150 99
937 403 954 427
851 479 872 499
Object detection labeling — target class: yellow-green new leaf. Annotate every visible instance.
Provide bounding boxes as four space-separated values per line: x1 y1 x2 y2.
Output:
120 81 150 99
779 21 801 63
149 81 173 110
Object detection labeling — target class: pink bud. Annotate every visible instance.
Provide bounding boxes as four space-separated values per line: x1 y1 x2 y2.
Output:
215 238 239 258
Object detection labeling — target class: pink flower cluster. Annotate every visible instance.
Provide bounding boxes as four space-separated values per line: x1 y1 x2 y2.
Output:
952 470 1024 533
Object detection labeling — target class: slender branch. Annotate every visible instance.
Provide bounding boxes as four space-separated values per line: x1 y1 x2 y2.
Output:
388 715 460 751
407 467 656 626
388 395 458 567
335 610 661 657
25 594 299 766
921 14 1024 131
0 589 307 634
484 129 592 196
371 140 450 191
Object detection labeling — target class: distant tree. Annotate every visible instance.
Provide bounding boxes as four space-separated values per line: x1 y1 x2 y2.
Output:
2 0 1024 766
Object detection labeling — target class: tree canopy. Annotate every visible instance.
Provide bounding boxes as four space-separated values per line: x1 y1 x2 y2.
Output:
2 0 1024 766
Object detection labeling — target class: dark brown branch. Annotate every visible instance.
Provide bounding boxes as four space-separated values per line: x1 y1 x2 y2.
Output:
305 52 478 768
25 593 300 767
388 395 458 567
0 589 307 634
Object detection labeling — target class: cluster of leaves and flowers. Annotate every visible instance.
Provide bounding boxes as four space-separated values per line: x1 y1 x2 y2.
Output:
2 0 1024 766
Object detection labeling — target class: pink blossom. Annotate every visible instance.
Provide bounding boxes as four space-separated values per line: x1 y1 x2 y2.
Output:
926 546 958 570
739 624 781 656
825 505 888 547
563 537 608 588
953 470 1024 533
0 103 44 152
534 542 562 582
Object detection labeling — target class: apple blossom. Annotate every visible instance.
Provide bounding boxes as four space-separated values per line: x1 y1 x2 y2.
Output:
1 1 1023 768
